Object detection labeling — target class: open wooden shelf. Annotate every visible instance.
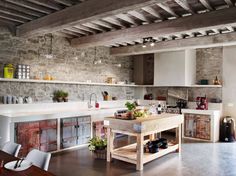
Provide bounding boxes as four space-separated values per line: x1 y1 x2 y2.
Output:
112 142 178 164
0 78 222 88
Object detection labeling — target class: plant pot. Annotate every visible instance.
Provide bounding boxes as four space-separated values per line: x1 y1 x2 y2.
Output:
93 149 107 160
57 97 64 102
63 97 69 102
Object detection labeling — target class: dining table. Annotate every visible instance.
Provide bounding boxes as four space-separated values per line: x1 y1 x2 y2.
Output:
0 150 55 176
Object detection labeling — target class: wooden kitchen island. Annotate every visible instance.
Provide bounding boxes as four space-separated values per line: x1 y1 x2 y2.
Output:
104 113 183 171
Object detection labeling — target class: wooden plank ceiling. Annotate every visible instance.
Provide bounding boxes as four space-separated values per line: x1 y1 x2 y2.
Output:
0 0 236 49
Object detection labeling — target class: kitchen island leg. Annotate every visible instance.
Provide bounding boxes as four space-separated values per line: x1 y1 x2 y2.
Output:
136 134 144 171
107 128 114 162
176 124 182 153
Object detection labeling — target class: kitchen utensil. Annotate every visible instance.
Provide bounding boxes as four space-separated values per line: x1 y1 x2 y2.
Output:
12 96 17 104
17 97 23 104
5 160 32 171
7 95 12 104
2 96 7 104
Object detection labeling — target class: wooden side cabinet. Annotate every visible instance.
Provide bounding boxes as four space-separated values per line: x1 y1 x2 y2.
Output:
182 112 220 142
61 116 91 149
15 119 57 156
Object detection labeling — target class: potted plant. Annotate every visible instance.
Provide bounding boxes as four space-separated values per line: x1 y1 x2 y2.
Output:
53 90 64 102
63 92 69 102
88 137 107 159
125 102 136 120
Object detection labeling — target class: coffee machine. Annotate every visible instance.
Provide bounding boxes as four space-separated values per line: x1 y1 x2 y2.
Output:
196 96 208 110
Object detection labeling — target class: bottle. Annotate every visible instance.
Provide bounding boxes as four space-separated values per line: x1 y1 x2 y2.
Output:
157 103 162 114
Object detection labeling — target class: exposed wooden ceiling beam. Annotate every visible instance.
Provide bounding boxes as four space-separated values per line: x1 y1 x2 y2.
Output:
82 23 107 32
102 17 128 28
74 25 97 34
0 12 26 23
92 20 114 29
70 7 236 48
115 13 140 26
0 6 35 21
174 0 196 14
224 0 234 7
16 0 169 37
52 0 73 6
0 1 44 17
141 6 164 20
127 10 151 22
199 0 214 11
157 2 180 17
5 0 53 14
26 0 63 11
110 32 236 56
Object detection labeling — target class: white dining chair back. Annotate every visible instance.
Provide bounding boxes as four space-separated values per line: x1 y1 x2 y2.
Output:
2 142 21 157
26 149 51 171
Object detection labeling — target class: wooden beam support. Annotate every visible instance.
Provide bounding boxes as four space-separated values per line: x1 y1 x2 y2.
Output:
142 6 164 20
0 1 44 17
157 2 180 17
0 6 35 21
199 0 214 11
17 0 168 37
26 0 63 11
71 7 236 48
174 0 196 14
52 0 73 6
224 0 234 7
110 32 236 56
5 0 53 14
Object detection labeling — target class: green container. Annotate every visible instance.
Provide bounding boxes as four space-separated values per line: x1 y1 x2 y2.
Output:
4 64 14 79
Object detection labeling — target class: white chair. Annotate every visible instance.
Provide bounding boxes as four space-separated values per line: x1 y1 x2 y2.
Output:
26 149 51 171
2 142 21 157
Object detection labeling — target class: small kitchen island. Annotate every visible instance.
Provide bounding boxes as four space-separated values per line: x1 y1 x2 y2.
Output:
104 113 183 171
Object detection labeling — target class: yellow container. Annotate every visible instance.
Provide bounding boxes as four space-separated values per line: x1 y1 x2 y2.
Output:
4 64 14 79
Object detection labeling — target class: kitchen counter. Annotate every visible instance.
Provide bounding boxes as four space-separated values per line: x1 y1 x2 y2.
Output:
0 100 164 147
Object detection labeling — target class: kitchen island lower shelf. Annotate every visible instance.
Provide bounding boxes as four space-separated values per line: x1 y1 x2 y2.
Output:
104 113 183 171
112 142 179 165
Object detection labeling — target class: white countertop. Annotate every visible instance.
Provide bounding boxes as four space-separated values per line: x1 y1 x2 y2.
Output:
181 109 221 116
0 100 165 123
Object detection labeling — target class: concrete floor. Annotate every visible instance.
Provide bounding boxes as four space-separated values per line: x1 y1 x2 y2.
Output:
49 139 236 176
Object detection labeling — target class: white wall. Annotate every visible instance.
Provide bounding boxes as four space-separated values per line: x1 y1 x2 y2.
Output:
223 46 236 119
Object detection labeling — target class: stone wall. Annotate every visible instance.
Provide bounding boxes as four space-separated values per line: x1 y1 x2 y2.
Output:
0 26 135 102
196 47 223 84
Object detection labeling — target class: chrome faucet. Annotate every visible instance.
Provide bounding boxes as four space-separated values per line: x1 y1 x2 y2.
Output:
88 93 97 109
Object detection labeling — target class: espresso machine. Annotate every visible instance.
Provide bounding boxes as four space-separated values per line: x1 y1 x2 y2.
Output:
196 96 208 110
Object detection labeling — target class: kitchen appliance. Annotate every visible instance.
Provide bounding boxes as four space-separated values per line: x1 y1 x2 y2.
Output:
196 96 208 110
220 116 235 142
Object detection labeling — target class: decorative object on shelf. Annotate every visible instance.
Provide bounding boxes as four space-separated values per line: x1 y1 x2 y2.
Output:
4 64 14 79
144 93 153 100
213 76 221 85
106 77 116 84
16 64 30 79
88 137 107 160
200 79 209 85
53 90 69 102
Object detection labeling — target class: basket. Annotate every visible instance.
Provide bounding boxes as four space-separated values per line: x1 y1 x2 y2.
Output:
93 149 107 160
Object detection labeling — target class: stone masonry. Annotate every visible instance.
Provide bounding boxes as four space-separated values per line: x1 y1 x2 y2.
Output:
0 26 135 102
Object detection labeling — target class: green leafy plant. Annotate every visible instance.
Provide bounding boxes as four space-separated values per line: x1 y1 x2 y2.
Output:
88 137 107 151
125 102 136 111
53 90 64 98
